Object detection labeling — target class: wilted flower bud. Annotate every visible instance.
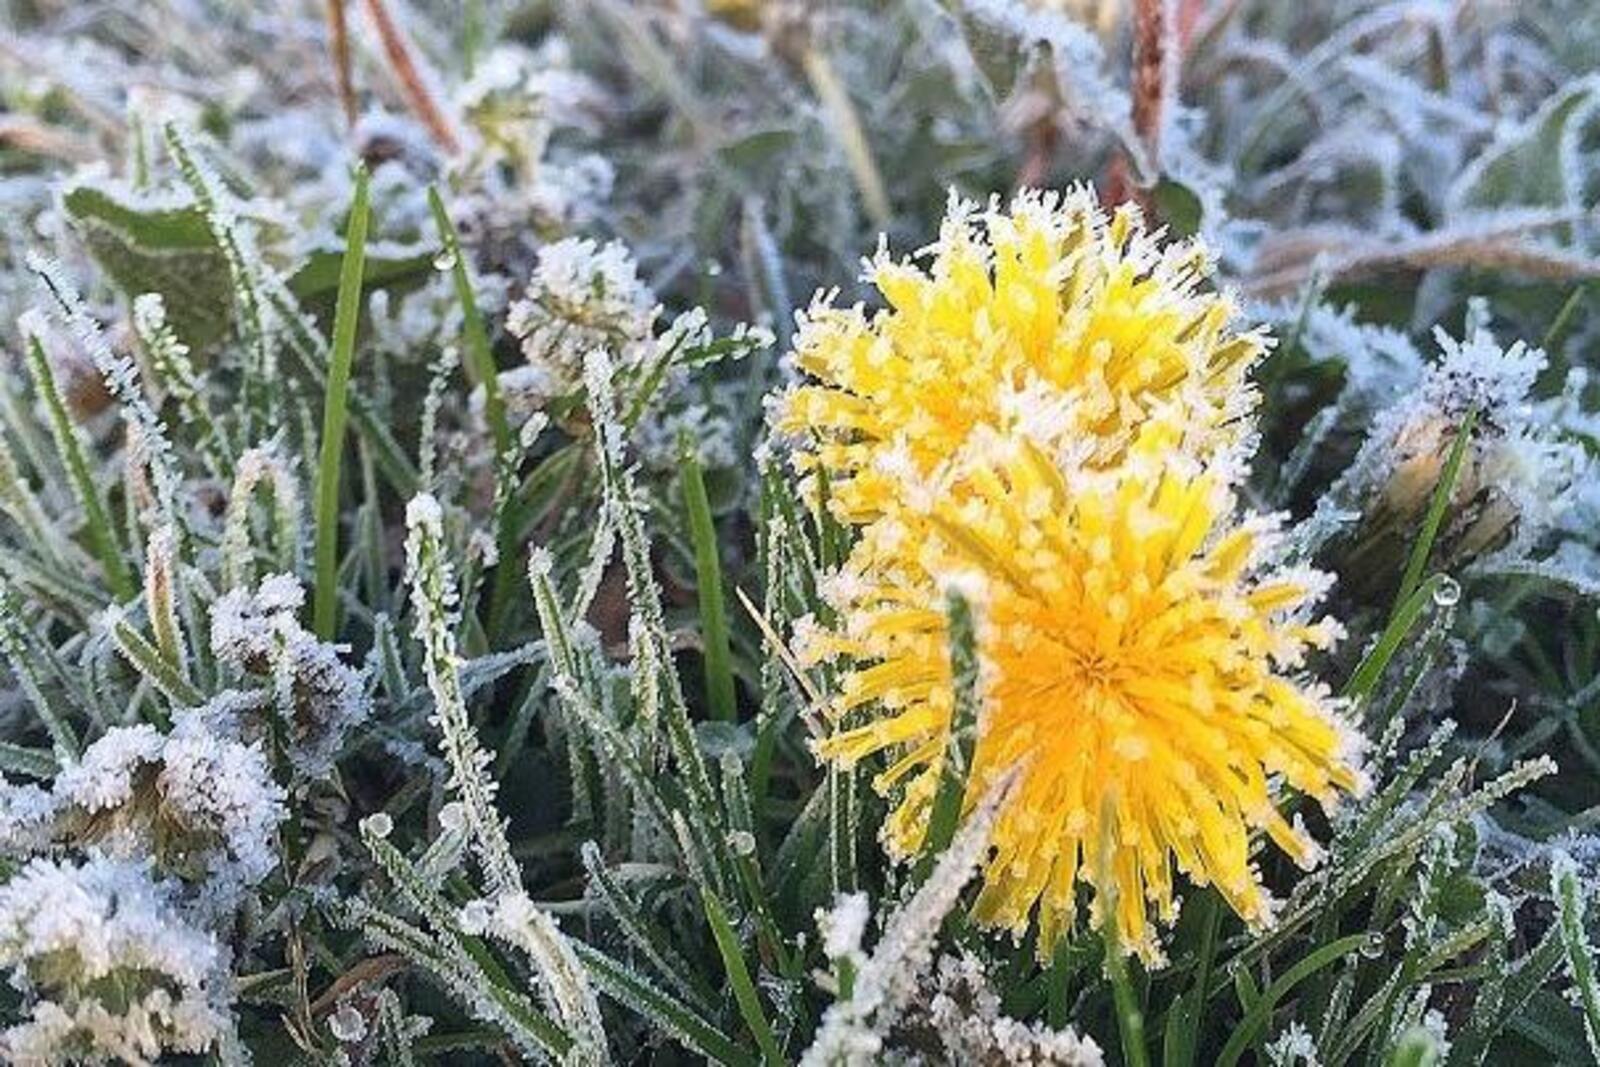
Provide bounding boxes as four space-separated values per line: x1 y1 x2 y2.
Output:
1347 328 1586 592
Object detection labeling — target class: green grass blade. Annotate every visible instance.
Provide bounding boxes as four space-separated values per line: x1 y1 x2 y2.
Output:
312 164 371 639
1163 890 1221 1067
701 888 785 1066
1107 924 1151 1067
1216 933 1377 1067
427 186 509 456
1541 282 1588 352
429 186 524 646
1342 574 1449 702
682 446 737 723
265 285 418 495
913 589 979 883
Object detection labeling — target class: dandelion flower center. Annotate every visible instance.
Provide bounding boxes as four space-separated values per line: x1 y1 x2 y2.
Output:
805 439 1366 962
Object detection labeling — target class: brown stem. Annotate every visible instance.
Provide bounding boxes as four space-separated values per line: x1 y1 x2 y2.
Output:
361 0 461 155
309 953 408 1017
326 0 357 128
1131 0 1170 167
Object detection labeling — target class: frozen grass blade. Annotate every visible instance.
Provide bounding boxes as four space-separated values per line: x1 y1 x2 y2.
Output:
404 493 521 896
1551 852 1600 1060
574 942 757 1066
799 46 890 226
222 445 303 590
105 605 202 710
21 333 132 601
164 124 275 442
0 573 79 760
313 164 370 639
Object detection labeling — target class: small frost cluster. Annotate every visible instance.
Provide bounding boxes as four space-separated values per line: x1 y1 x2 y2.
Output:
899 953 1104 1066
39 712 286 903
454 40 614 232
210 573 370 777
505 236 657 405
504 237 770 465
799 779 1085 1065
0 856 235 1064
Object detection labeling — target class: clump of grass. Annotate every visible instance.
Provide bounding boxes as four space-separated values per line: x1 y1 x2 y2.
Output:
0 1 1597 1063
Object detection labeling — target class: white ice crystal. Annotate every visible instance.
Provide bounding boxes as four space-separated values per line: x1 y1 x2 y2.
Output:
0 776 56 856
1264 1021 1319 1065
914 952 1103 1066
0 856 234 1064
802 773 1019 1066
329 1002 369 1043
210 573 370 777
818 891 871 962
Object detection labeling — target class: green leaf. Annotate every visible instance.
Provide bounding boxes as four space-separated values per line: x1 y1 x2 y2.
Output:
285 243 433 303
62 184 234 348
1152 178 1204 238
1450 75 1600 213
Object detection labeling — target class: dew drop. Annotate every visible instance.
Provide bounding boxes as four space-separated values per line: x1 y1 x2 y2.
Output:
1431 577 1461 608
706 259 723 277
433 248 458 272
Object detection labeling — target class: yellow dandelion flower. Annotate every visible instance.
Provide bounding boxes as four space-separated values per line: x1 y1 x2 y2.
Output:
801 436 1366 962
778 187 1264 526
